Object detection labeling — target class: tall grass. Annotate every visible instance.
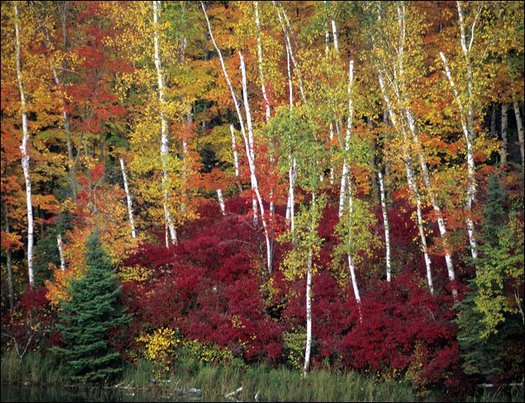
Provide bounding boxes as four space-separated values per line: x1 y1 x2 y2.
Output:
1 350 67 385
4 352 522 402
120 357 437 402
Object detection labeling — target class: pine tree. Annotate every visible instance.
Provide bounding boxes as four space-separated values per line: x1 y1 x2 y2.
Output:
51 231 129 383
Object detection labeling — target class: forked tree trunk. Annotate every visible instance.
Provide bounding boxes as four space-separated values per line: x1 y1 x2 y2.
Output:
14 3 34 286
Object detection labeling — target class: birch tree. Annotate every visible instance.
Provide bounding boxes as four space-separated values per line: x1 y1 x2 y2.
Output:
13 3 34 286
439 1 484 260
153 0 177 245
120 158 137 239
201 2 273 274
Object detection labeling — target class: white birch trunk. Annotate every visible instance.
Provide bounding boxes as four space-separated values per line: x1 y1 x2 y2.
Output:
217 189 226 215
274 3 307 106
239 51 273 274
440 51 478 259
14 3 34 286
120 158 137 239
153 1 177 245
57 233 66 272
230 124 240 177
239 51 259 223
202 3 259 220
338 60 354 218
285 158 296 233
202 4 273 273
331 19 339 53
303 246 312 376
395 2 455 293
347 181 363 322
378 73 434 293
439 2 481 260
501 103 508 166
254 1 275 217
378 171 391 282
512 96 524 168
254 1 271 123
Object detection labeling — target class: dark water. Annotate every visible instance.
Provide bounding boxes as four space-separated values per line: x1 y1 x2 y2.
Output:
0 384 201 402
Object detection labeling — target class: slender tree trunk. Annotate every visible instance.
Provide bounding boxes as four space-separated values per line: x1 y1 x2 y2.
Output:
239 51 273 274
286 157 296 233
57 233 66 272
331 18 339 53
230 124 240 178
284 30 295 230
303 245 312 376
396 2 456 296
440 1 481 260
347 180 363 322
512 95 524 168
440 51 478 260
14 3 34 286
217 189 226 215
120 158 136 239
254 1 275 217
378 73 434 293
303 193 317 376
501 103 508 166
378 171 391 282
201 3 260 221
153 1 177 245
254 1 271 122
338 61 355 218
274 2 307 106
202 6 273 275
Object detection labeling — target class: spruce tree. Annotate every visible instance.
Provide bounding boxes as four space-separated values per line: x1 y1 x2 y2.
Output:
51 232 129 383
456 174 524 380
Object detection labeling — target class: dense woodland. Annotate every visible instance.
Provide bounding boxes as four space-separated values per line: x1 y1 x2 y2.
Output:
1 0 524 398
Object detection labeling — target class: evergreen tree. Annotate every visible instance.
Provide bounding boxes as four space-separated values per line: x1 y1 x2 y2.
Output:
51 231 129 383
456 174 524 380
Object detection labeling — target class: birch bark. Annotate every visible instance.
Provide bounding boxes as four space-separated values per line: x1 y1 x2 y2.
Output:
439 1 481 260
120 158 137 239
378 73 434 293
217 189 226 215
378 171 391 282
57 233 66 272
396 2 456 295
254 1 275 217
201 4 273 274
512 95 524 168
153 1 177 245
14 3 34 286
338 61 354 218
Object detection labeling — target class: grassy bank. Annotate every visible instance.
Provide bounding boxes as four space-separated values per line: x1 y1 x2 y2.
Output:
121 358 432 402
1 350 68 385
2 351 523 402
